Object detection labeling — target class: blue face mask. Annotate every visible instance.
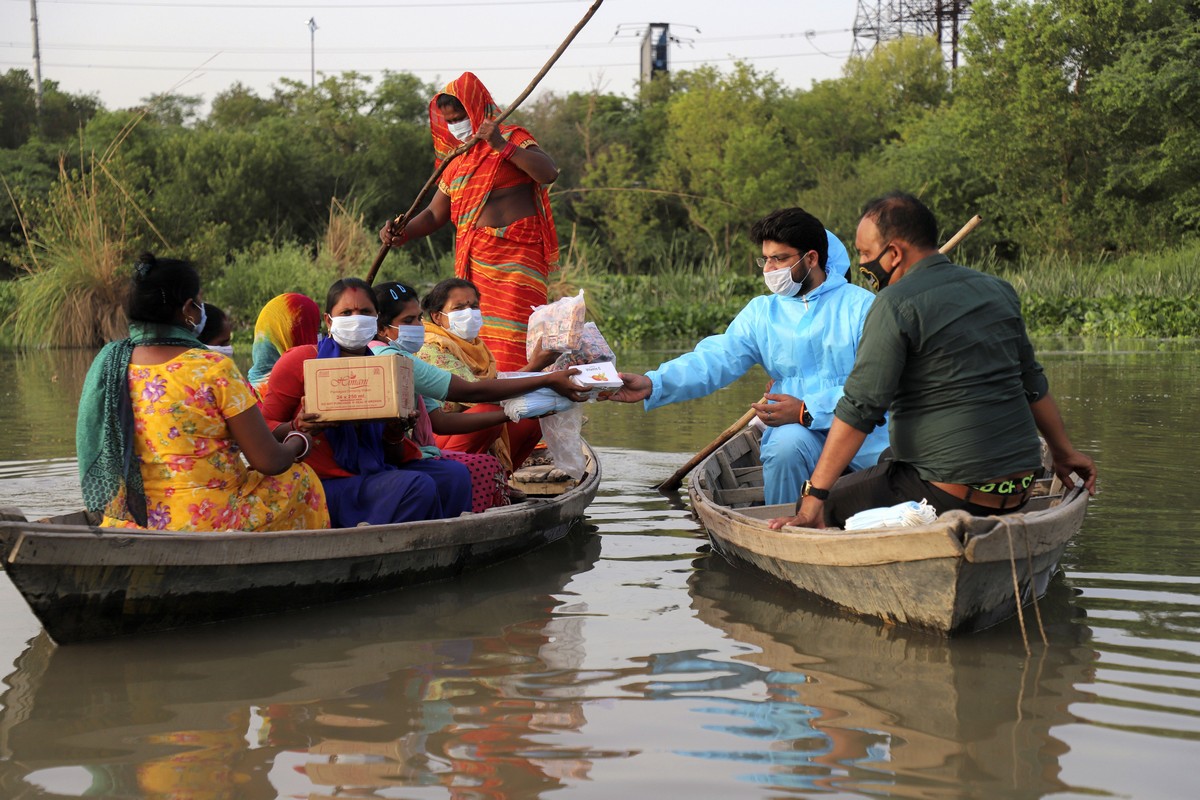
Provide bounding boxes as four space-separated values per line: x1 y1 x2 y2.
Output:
388 324 426 354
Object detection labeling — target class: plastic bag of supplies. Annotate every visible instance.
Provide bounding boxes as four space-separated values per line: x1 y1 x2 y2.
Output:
538 405 586 480
499 386 577 422
527 290 587 358
550 322 615 370
843 499 938 531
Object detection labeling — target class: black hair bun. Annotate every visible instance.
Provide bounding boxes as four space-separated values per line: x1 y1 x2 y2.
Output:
134 252 158 279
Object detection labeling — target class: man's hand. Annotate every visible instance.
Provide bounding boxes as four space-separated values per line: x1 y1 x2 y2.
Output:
768 496 827 530
601 373 653 403
1051 447 1098 495
751 393 807 427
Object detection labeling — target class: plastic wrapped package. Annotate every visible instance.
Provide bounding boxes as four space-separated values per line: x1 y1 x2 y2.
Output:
527 290 587 358
551 322 616 371
499 387 577 422
843 499 938 530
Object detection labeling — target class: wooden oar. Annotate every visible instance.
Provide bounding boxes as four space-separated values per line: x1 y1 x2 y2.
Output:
365 0 606 285
655 398 765 494
655 214 984 494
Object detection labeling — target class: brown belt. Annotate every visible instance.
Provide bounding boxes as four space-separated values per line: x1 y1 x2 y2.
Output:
930 473 1035 511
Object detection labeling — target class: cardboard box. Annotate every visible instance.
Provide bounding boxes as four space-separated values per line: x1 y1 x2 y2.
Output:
569 361 622 395
302 354 415 422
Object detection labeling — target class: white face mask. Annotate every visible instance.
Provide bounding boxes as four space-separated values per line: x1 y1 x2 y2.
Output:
328 314 379 351
388 324 425 354
444 308 483 341
763 259 814 298
447 118 473 142
207 344 234 358
188 300 207 336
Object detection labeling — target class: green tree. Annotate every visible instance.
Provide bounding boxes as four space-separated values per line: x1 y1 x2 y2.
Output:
207 83 278 129
140 92 203 128
1092 12 1200 244
952 0 1169 253
654 63 791 256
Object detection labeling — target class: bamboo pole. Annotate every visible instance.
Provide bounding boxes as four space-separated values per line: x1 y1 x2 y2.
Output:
655 214 984 494
365 0 606 285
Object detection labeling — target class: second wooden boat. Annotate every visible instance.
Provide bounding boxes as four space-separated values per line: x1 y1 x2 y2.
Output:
689 429 1088 635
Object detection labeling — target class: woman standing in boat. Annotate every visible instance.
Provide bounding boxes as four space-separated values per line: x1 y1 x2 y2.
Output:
77 254 328 532
379 71 560 372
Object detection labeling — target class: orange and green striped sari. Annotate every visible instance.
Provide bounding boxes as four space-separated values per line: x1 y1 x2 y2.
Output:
432 72 559 371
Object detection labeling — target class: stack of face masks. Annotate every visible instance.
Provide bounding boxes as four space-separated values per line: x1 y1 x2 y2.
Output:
499 387 577 422
843 499 938 531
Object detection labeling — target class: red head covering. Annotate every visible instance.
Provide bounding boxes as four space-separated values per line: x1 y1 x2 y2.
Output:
429 72 559 275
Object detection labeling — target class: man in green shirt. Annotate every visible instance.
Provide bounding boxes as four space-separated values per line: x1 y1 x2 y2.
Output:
770 192 1097 530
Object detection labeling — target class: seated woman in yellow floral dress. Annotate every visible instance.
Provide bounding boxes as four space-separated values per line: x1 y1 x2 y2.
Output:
77 253 329 532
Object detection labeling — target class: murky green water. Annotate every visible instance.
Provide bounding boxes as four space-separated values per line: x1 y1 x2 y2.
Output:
0 340 1198 798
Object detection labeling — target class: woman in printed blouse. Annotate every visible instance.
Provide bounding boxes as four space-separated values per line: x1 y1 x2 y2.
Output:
76 253 328 532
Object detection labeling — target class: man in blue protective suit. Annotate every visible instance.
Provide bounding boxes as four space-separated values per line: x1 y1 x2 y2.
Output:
608 207 890 505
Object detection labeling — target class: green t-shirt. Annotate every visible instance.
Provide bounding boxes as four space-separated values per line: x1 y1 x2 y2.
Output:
835 254 1048 484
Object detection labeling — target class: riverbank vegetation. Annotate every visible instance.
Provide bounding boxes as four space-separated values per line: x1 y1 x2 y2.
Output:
1 0 1198 346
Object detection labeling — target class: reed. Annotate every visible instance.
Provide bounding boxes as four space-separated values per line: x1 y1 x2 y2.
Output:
2 154 153 348
320 196 376 277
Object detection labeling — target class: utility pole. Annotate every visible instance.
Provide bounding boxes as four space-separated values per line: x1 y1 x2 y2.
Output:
30 0 43 117
640 22 670 83
852 1 973 69
307 17 318 88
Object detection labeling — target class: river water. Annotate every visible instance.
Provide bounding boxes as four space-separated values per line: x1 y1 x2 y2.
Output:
0 341 1198 799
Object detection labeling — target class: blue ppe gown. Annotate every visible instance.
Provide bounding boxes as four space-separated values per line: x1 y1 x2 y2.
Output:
645 231 890 506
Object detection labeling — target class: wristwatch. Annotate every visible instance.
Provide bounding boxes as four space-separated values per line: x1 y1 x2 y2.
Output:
801 480 830 501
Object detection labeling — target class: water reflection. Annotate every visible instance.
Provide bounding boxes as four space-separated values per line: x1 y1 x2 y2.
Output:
0 530 605 799
683 554 1099 797
1 341 1200 798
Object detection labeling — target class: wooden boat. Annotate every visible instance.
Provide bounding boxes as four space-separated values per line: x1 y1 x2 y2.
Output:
0 444 600 644
688 429 1089 635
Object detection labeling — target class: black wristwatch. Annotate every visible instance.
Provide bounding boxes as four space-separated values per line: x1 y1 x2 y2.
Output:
801 480 830 501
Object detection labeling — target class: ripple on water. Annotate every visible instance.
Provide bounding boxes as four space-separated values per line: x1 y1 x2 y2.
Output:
1063 571 1200 757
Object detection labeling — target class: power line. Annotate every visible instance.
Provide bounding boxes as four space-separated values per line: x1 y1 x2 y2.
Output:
0 50 854 75
8 0 587 7
0 30 850 57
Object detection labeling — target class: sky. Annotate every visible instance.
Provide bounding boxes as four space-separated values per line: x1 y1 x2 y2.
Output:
1 0 865 112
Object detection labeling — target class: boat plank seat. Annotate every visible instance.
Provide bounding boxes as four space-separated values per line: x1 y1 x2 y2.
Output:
707 430 767 507
713 486 767 507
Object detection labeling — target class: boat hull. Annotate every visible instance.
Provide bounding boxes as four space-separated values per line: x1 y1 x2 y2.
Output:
689 431 1089 635
0 447 599 643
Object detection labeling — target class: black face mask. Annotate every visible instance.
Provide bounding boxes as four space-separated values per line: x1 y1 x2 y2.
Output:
858 243 894 292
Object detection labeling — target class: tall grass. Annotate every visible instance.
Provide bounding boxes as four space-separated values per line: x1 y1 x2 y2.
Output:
993 244 1200 297
2 156 153 348
319 196 376 277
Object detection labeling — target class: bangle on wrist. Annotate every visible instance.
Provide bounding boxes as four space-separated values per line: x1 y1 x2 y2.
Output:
499 141 517 161
283 430 311 462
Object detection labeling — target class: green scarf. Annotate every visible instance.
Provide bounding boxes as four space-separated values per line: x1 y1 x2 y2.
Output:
77 322 204 526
